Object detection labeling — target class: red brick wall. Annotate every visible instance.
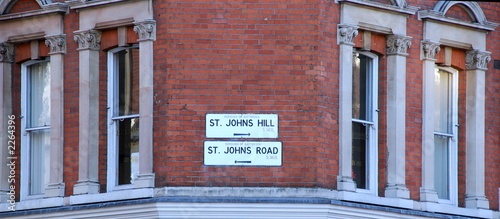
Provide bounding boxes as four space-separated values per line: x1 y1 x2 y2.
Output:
480 1 500 211
446 5 475 22
100 29 118 51
14 43 30 63
315 0 340 189
4 0 499 211
153 0 326 188
6 0 40 14
98 50 108 193
62 9 80 196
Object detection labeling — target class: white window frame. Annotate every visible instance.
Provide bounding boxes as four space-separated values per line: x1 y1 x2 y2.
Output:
434 66 459 205
20 58 51 200
352 50 379 195
107 45 140 192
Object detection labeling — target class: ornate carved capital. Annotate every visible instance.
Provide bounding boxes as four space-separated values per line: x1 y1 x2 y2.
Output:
0 42 14 63
386 35 412 56
134 20 156 41
74 30 101 51
338 24 358 45
466 50 491 71
421 40 440 60
45 34 66 54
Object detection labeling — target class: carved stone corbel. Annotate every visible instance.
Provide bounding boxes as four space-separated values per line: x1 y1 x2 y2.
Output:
45 34 66 54
0 43 14 63
422 40 440 60
466 50 491 71
338 24 358 45
134 20 156 42
387 34 412 56
74 30 102 51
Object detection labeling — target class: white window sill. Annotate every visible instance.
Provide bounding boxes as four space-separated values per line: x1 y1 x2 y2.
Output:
338 190 494 218
0 197 64 212
69 188 153 205
418 201 494 219
338 191 414 209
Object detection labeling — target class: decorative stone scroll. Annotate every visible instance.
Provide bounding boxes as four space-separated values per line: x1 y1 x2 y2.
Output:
421 40 440 60
45 34 66 54
386 34 412 56
74 30 102 51
134 20 157 41
338 24 358 45
0 43 14 63
466 50 491 71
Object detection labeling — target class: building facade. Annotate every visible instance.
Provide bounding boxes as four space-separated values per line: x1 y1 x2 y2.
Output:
0 0 499 218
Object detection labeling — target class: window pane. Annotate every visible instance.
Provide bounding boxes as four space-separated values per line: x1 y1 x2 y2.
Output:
117 117 140 185
29 62 51 127
352 122 367 189
434 69 452 133
116 48 140 116
434 135 450 199
29 129 50 195
352 53 371 121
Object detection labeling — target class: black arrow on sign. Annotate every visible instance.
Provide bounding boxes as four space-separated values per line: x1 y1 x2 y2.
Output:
235 160 252 164
233 133 251 136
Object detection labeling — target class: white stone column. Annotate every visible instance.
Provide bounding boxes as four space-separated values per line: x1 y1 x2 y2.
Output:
0 43 13 202
44 35 67 197
384 34 411 199
420 40 440 203
464 50 490 209
337 24 358 192
73 30 101 195
133 20 156 188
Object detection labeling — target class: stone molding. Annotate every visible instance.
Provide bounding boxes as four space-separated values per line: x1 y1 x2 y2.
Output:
134 20 156 42
421 40 440 60
337 0 419 15
386 34 412 56
45 34 66 55
466 50 491 71
74 30 102 51
0 43 13 63
338 24 358 46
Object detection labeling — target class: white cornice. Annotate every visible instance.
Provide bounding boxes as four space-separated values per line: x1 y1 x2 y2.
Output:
67 0 148 10
357 22 393 35
337 0 419 15
8 32 46 43
0 3 67 22
418 10 497 32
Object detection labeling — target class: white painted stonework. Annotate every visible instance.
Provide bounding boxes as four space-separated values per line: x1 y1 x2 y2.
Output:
419 1 493 210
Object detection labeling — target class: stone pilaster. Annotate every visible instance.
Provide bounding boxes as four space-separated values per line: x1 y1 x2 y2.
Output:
337 24 358 192
44 35 66 197
0 43 13 202
420 40 440 203
464 50 490 209
133 20 157 188
73 30 101 195
384 34 411 199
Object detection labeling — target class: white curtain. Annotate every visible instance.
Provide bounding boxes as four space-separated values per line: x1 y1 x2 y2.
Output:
434 136 450 199
27 62 51 195
433 69 452 200
434 69 451 133
29 129 50 195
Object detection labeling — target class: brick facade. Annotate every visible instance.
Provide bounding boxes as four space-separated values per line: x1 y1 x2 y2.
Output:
0 0 499 218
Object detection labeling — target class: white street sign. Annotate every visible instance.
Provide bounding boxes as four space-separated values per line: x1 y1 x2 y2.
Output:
204 141 282 166
206 113 278 138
